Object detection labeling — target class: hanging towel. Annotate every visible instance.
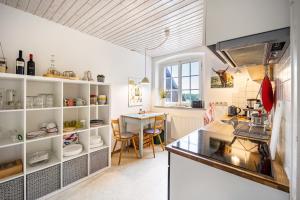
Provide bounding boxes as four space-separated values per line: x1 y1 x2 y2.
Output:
261 75 274 113
204 102 214 125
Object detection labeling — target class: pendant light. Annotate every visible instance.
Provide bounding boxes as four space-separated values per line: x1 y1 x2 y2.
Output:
140 29 170 85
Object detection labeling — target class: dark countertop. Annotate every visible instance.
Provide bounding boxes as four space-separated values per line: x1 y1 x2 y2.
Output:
166 121 289 193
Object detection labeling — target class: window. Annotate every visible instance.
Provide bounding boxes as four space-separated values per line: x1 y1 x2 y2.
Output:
162 60 201 104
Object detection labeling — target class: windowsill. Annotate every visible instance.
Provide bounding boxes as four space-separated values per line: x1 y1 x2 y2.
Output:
154 105 206 110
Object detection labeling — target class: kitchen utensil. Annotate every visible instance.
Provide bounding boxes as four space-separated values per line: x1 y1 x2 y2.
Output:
63 144 83 157
64 98 75 106
270 101 284 160
75 98 86 106
38 94 47 108
246 99 258 109
251 112 268 126
261 75 274 112
98 95 106 105
28 151 49 166
228 105 241 116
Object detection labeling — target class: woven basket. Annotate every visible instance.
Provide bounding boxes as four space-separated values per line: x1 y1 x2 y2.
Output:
0 176 24 200
26 164 61 200
90 147 109 174
63 155 88 187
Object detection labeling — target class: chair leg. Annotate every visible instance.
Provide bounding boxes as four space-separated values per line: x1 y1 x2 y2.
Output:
131 137 139 159
127 140 130 152
112 140 118 154
118 141 124 165
150 136 155 158
157 134 165 151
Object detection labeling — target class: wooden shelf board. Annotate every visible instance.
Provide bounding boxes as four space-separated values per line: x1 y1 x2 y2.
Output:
63 105 89 109
63 151 88 162
90 124 109 130
0 139 23 148
90 145 109 153
0 172 24 184
26 154 61 174
0 109 24 113
63 128 89 135
26 133 61 143
26 107 62 111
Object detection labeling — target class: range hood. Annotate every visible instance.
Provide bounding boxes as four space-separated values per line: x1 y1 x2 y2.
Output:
208 27 290 68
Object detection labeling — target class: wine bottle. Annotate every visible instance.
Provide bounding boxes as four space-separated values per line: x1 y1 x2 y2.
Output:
16 50 25 74
27 54 35 75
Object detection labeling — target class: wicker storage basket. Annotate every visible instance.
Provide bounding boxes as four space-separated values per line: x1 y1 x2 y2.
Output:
63 155 88 187
0 176 24 200
26 164 61 200
90 147 109 174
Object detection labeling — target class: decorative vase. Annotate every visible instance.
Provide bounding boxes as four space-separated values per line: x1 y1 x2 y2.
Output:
160 99 165 106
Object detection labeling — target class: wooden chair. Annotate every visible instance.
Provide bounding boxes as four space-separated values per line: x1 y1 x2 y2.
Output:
111 119 138 165
143 115 165 158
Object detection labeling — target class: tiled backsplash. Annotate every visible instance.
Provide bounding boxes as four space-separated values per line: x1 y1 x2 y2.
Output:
274 47 292 179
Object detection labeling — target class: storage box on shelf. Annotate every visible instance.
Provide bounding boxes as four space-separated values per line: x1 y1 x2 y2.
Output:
26 137 61 174
26 109 62 142
0 73 111 199
63 130 89 161
0 144 24 183
0 111 24 147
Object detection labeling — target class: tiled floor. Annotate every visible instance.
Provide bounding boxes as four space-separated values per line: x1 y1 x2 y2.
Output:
49 146 168 200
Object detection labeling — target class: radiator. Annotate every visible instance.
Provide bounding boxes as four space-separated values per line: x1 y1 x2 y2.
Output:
170 115 203 139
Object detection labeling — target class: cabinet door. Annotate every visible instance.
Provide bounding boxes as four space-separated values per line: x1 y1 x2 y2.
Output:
205 0 290 45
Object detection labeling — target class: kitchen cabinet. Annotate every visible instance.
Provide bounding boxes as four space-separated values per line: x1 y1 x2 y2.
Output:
168 153 289 200
205 0 290 45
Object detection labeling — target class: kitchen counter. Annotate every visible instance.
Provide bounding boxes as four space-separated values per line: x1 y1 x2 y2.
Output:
166 121 289 194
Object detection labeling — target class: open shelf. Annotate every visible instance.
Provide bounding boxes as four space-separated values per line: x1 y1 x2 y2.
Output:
26 137 61 174
0 144 24 182
0 172 24 184
26 79 62 108
0 75 111 199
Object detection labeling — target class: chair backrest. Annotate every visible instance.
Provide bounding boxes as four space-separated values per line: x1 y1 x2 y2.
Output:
154 115 165 131
111 119 121 139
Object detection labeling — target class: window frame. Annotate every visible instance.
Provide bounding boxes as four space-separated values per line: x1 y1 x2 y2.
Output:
159 58 203 105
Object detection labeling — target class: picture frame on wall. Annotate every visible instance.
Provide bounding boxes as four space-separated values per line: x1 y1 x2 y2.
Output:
128 77 143 107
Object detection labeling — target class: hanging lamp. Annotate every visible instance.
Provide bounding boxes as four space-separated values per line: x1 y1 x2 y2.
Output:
140 29 170 85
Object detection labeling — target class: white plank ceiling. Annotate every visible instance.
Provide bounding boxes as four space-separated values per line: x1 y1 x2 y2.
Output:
1 0 205 57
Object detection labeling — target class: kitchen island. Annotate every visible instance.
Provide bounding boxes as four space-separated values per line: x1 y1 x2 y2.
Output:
166 121 289 200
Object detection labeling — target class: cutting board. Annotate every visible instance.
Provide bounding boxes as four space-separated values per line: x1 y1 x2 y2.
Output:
270 101 284 160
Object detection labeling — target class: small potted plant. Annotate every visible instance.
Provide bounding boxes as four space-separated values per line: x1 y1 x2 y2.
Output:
160 90 167 106
97 74 105 82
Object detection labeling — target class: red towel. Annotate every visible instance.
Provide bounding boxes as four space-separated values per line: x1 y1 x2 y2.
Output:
261 75 274 113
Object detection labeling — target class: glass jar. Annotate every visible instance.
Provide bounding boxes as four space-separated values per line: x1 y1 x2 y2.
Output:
26 96 34 108
38 94 47 108
33 96 43 108
90 94 97 105
46 94 54 107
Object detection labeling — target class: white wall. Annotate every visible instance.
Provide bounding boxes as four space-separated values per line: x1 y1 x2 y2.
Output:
205 0 290 45
0 4 152 119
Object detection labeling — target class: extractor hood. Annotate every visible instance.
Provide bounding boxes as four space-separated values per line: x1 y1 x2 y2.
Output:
208 27 290 68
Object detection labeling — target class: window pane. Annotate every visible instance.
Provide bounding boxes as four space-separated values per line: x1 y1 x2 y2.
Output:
165 90 171 102
182 63 190 76
165 66 171 78
191 62 199 75
191 76 199 89
191 90 199 101
172 65 178 77
171 91 178 102
182 90 191 102
172 78 179 89
165 78 171 90
182 77 190 90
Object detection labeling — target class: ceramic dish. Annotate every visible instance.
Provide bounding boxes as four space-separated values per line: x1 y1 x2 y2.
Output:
63 144 83 157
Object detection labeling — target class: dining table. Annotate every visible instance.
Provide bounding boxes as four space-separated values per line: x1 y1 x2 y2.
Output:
121 112 168 158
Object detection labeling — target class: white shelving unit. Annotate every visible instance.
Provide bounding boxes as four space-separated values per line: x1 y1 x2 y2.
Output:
0 73 111 200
